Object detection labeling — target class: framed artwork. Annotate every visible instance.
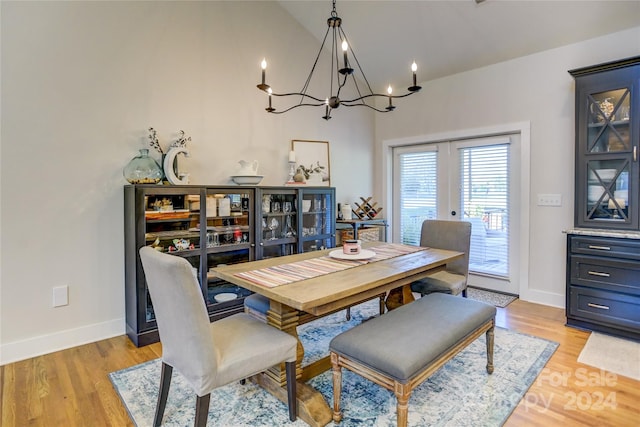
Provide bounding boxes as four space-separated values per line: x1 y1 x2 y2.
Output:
292 139 330 186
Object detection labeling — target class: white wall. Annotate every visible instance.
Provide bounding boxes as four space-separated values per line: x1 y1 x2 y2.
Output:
374 26 640 307
0 1 374 364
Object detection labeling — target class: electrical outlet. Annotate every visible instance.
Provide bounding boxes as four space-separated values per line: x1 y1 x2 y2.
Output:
537 193 562 207
53 285 69 307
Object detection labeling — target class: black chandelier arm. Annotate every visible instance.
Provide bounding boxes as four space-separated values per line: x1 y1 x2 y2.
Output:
341 90 419 104
339 103 394 113
268 102 327 114
269 92 327 103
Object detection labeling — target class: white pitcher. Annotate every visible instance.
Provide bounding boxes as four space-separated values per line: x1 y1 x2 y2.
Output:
238 160 259 176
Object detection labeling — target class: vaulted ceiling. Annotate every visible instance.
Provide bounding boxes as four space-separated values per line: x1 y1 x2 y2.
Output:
278 0 640 90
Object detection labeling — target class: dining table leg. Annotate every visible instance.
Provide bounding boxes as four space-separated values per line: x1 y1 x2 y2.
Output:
249 299 333 427
385 284 416 311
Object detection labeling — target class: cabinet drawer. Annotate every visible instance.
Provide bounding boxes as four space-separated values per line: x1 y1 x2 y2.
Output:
568 286 640 332
569 255 640 295
570 235 640 261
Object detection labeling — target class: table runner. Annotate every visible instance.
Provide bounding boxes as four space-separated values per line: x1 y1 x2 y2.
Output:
234 243 426 288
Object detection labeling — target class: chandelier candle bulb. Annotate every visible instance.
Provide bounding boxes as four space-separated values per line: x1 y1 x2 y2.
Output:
261 59 266 84
412 62 417 86
342 41 348 67
266 87 275 112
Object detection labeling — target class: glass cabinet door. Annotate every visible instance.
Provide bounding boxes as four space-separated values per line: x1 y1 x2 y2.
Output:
300 188 336 252
142 189 201 324
573 59 639 229
203 189 254 314
257 189 299 259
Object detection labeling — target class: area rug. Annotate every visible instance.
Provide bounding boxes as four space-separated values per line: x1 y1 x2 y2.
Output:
467 287 518 308
578 332 640 380
110 301 557 427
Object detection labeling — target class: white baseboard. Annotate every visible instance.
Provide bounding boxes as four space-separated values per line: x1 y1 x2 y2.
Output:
520 288 565 309
0 317 125 366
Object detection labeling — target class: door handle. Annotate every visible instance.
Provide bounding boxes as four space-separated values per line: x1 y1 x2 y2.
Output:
587 303 610 310
588 245 611 251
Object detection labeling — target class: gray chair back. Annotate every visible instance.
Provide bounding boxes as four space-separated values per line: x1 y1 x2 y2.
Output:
419 219 472 277
139 246 217 394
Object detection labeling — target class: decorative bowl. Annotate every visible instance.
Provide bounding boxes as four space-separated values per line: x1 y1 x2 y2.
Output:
214 292 237 303
231 175 263 185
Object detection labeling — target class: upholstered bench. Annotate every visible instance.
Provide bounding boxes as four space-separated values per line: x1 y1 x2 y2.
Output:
329 293 496 427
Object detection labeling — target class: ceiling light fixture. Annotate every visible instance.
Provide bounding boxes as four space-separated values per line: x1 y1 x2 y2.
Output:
257 0 421 120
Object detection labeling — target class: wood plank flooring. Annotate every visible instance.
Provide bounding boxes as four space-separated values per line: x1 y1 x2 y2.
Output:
2 299 639 426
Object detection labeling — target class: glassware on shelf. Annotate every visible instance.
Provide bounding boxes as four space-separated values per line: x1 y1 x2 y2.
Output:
284 215 296 237
269 217 279 240
123 149 163 184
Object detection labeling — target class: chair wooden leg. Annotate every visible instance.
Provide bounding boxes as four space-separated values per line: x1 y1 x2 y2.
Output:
154 362 173 427
345 307 351 320
330 353 343 423
285 361 297 421
194 394 210 427
379 294 385 315
486 325 495 374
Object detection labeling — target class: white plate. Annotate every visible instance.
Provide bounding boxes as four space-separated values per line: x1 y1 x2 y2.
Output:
214 292 237 303
328 249 376 260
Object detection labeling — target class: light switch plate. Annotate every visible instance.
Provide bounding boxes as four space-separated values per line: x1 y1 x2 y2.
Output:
53 285 69 307
537 193 562 207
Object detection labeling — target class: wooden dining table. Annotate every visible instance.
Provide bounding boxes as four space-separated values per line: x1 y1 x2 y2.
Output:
211 242 462 427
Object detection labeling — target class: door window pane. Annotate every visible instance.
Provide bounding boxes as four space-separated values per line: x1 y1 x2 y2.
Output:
459 145 509 277
398 151 437 245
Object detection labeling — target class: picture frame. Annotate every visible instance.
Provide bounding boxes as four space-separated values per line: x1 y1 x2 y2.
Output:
291 139 331 186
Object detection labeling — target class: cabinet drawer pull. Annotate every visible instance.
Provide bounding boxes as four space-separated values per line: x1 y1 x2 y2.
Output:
588 245 611 251
587 271 611 277
587 303 610 310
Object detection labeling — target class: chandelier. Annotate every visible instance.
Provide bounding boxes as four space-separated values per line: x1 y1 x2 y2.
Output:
257 0 421 120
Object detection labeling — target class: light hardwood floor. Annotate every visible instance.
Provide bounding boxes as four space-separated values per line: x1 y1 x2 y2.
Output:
2 299 639 426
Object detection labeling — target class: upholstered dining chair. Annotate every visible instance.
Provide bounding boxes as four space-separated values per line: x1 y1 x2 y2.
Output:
410 219 472 297
139 247 298 427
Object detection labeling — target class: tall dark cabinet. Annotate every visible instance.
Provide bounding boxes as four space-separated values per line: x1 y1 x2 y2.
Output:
124 184 335 346
566 56 640 341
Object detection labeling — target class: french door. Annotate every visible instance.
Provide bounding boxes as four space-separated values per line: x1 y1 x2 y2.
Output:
392 135 520 295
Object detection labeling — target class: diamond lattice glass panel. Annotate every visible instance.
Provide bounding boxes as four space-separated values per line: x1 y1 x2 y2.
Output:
586 159 629 222
588 88 630 153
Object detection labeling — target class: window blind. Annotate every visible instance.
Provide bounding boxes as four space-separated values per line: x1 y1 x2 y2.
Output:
459 144 509 277
398 151 438 245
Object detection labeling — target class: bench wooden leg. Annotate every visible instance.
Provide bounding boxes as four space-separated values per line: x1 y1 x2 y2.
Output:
394 382 411 427
486 325 495 374
331 353 343 423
